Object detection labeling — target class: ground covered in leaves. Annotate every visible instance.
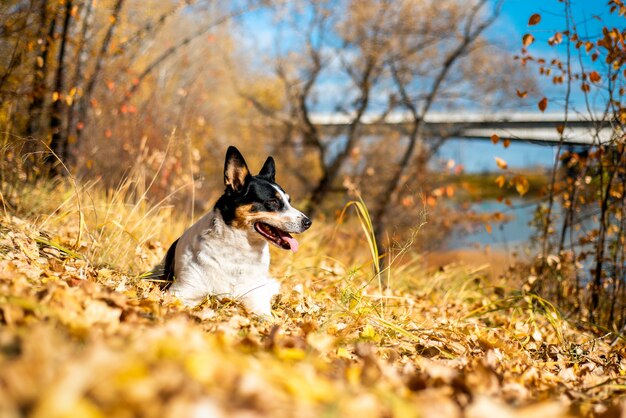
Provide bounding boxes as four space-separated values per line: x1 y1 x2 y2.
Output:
1 201 626 417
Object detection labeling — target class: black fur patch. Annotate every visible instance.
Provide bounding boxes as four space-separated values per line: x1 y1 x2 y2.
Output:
215 177 287 226
148 238 178 290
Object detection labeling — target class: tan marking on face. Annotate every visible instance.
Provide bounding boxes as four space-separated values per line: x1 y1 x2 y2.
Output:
232 204 288 229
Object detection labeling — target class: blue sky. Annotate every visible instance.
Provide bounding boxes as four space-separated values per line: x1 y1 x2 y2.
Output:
493 0 622 110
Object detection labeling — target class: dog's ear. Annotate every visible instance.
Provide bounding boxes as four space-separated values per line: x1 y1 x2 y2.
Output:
258 156 275 183
224 146 250 193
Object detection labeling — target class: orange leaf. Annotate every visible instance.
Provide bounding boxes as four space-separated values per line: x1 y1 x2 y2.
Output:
581 83 590 92
495 175 506 188
503 139 511 148
538 97 548 112
516 89 528 98
485 223 492 234
523 34 535 48
495 157 508 170
556 125 565 134
528 14 541 26
491 134 500 144
548 32 563 46
589 71 601 83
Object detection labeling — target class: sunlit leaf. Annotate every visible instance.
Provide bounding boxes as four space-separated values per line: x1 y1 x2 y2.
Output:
548 32 563 45
495 157 508 170
495 175 506 188
522 34 534 48
514 176 530 196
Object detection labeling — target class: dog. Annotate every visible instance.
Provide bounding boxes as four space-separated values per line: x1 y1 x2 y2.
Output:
150 146 312 317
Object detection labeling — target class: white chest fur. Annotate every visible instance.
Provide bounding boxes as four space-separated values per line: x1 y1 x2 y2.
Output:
168 211 280 316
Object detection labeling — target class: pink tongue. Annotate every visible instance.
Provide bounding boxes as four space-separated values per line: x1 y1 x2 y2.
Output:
280 233 299 253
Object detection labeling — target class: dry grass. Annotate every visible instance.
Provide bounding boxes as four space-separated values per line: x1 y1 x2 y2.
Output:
0 176 625 418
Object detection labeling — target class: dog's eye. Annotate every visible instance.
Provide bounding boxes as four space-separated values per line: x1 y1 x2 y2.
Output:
265 199 280 209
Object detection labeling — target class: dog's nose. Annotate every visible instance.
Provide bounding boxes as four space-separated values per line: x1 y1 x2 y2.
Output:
301 217 312 230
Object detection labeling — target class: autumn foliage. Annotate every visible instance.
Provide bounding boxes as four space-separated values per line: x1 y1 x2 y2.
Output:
1 0 626 417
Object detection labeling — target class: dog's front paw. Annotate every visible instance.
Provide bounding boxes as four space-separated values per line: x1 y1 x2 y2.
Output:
245 301 273 319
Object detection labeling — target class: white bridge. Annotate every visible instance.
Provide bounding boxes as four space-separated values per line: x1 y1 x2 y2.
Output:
311 112 616 146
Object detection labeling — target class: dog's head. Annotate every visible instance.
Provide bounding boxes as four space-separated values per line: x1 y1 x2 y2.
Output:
215 146 312 252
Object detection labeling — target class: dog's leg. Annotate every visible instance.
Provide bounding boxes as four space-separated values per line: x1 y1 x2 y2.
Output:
169 280 209 307
240 279 280 317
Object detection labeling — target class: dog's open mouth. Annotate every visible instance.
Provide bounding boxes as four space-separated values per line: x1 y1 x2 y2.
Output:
254 222 299 252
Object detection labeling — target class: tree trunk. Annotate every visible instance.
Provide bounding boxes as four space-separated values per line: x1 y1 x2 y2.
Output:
305 61 375 217
26 0 56 141
64 0 94 165
45 0 72 174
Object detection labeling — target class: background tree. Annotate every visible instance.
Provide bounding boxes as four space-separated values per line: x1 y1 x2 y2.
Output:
241 0 532 255
511 0 625 331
